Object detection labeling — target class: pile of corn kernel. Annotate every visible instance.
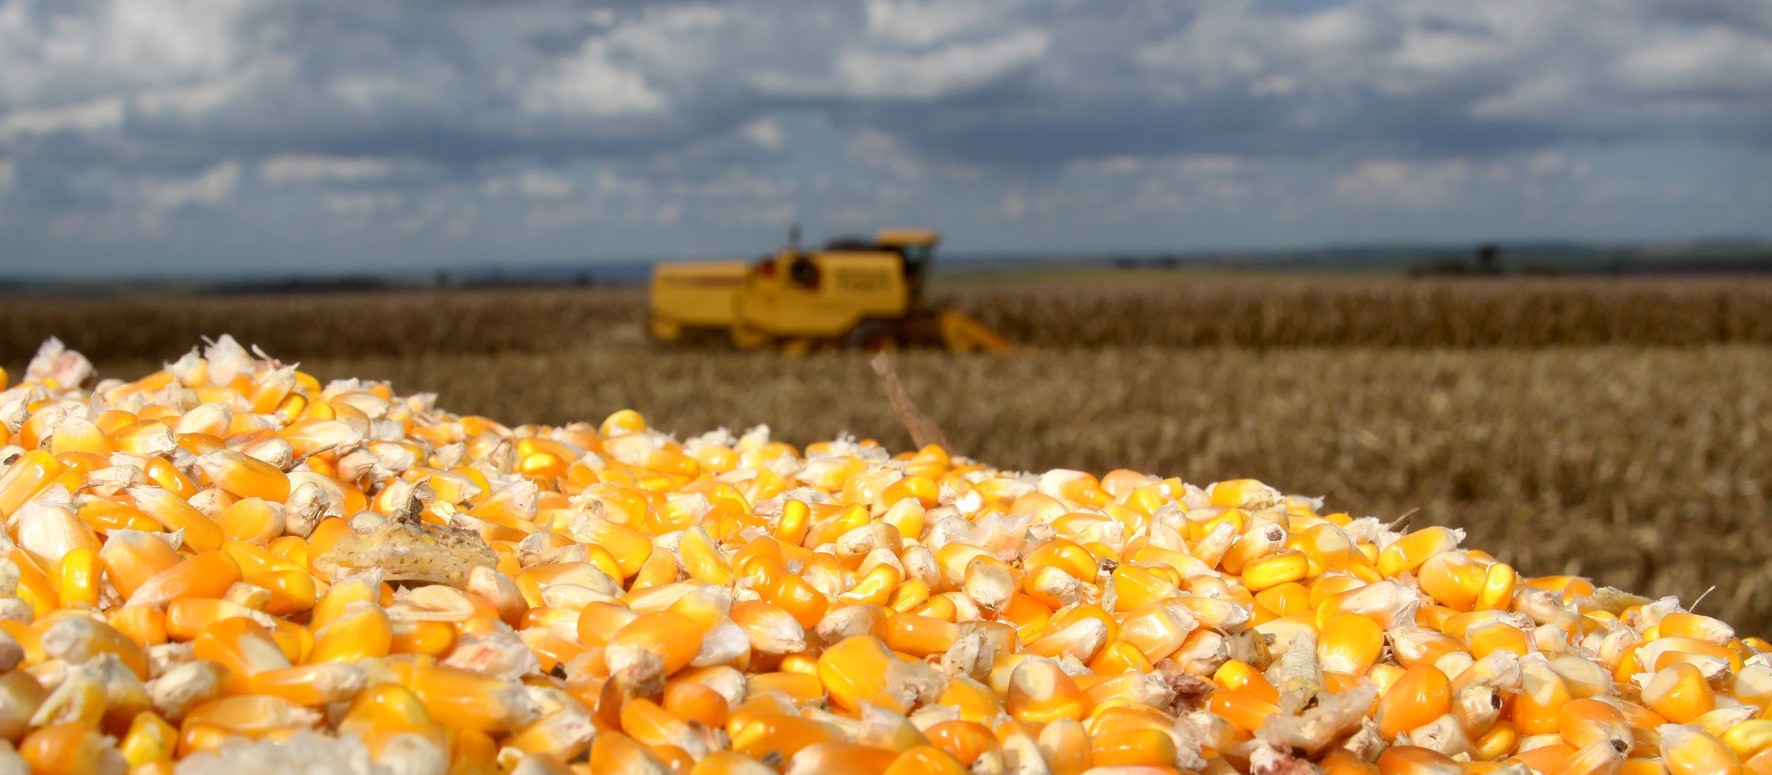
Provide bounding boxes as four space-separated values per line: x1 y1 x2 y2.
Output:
0 337 1767 775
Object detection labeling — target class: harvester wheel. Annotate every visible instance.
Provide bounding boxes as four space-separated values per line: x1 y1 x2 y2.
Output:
846 320 902 352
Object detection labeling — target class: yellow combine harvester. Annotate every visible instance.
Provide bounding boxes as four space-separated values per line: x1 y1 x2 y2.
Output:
648 229 1010 353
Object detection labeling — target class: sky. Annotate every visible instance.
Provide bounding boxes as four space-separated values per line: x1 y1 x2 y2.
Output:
1 0 1771 279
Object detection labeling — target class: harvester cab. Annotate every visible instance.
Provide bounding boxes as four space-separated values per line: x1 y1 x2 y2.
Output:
649 229 1009 353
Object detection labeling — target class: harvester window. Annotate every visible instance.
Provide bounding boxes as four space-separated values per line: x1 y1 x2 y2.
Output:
788 256 820 288
900 244 931 299
901 244 931 273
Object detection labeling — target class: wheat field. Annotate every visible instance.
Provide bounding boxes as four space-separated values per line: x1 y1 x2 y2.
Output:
5 276 1771 630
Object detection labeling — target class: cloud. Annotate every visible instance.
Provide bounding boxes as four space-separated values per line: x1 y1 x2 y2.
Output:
861 0 1006 48
829 29 1050 101
740 119 785 152
482 171 573 200
140 160 240 210
326 191 402 216
1611 26 1772 95
0 0 1768 274
259 155 398 185
0 97 126 139
520 39 671 118
1332 159 1471 208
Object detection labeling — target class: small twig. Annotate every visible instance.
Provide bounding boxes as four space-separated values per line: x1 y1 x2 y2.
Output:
1384 508 1419 533
870 352 950 451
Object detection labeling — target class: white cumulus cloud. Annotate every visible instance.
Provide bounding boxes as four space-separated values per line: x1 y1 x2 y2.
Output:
140 160 240 210
259 155 398 185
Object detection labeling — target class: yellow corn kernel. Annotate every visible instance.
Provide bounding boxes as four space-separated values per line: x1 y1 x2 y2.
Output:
1243 550 1309 591
1005 658 1090 724
97 530 182 602
214 498 287 544
0 451 65 518
108 606 168 649
118 711 178 767
54 548 102 609
1725 719 1772 761
1207 688 1279 733
1476 562 1518 611
1660 613 1736 647
1116 603 1193 662
1378 745 1464 772
407 664 542 734
883 745 967 775
1645 663 1719 724
605 610 702 680
248 663 369 706
309 601 393 663
1476 720 1520 761
1089 728 1178 768
1660 724 1743 775
128 550 242 608
244 570 318 617
192 617 291 692
1377 664 1452 741
1318 612 1385 676
1559 697 1633 754
1377 526 1462 578
818 635 909 713
128 486 227 552
19 723 125 774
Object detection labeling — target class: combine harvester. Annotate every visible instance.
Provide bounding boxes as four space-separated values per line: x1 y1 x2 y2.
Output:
648 229 1010 353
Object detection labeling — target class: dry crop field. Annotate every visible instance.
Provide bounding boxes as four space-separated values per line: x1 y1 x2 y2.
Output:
4 275 1770 630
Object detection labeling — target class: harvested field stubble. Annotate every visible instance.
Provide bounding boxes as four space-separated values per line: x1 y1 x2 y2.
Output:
942 275 1772 348
0 288 645 363
5 276 1772 362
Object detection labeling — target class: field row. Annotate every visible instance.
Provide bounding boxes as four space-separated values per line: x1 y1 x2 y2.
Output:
6 275 1772 363
83 344 1772 634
